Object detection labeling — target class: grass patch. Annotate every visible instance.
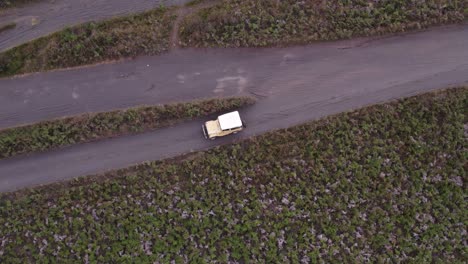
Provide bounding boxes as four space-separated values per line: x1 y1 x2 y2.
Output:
179 0 466 47
0 6 175 77
0 22 16 34
0 87 466 262
0 96 255 159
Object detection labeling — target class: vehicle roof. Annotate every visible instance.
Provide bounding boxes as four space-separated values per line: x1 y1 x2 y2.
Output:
218 111 243 130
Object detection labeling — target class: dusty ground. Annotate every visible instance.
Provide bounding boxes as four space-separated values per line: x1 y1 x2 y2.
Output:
0 24 467 191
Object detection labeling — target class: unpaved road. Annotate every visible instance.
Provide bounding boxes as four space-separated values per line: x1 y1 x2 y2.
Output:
0 0 189 51
0 24 467 192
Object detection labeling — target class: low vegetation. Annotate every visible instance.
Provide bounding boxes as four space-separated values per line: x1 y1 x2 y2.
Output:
180 0 466 47
0 7 174 77
0 22 16 34
1 87 466 262
0 96 255 159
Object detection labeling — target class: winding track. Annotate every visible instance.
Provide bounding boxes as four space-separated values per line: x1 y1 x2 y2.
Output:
0 0 189 51
0 24 467 192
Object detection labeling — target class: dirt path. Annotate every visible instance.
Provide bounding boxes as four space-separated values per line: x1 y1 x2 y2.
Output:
0 24 467 192
0 0 190 51
169 0 217 50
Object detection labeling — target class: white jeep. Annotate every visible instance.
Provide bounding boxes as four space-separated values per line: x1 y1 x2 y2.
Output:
202 111 245 140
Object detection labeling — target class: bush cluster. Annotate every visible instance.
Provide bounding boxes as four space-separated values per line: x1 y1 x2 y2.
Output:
180 0 466 47
0 87 466 262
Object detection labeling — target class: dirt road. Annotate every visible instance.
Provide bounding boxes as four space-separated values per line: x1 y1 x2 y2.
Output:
0 0 189 51
0 24 467 192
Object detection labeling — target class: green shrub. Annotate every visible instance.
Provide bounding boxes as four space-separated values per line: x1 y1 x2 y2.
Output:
180 0 466 47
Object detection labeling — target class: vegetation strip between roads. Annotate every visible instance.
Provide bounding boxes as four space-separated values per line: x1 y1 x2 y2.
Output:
0 96 255 159
1 86 466 262
0 0 466 77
